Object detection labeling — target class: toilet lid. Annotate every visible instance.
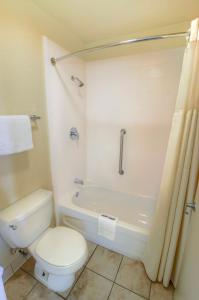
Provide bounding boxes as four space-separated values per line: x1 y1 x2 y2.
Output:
35 227 87 267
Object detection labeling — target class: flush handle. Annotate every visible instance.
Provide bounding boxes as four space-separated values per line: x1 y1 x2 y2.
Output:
9 224 17 230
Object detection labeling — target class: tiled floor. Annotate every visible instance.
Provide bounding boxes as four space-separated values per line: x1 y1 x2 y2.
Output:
5 240 174 300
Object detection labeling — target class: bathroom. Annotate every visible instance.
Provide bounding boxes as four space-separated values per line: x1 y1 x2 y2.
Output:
0 1 199 300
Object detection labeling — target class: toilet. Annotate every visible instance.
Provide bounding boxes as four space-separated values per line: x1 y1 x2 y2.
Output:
0 189 88 292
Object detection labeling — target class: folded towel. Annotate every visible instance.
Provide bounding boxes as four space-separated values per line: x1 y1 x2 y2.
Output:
0 115 33 155
0 266 7 300
98 214 118 240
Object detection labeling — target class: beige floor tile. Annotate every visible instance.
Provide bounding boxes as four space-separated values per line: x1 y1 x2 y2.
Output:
109 284 145 300
115 257 151 299
87 246 123 280
57 288 71 299
26 283 63 300
21 257 36 276
11 254 27 272
68 268 113 300
87 240 97 257
5 269 37 300
150 283 174 300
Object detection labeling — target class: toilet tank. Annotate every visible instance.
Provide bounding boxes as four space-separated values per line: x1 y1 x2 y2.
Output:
0 189 53 248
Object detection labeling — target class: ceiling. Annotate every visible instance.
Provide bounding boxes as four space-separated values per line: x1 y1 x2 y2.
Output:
32 0 199 45
1 0 195 60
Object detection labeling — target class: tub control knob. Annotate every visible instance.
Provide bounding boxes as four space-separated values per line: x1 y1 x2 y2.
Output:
70 127 79 140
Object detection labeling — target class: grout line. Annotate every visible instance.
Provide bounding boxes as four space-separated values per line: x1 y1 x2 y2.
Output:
74 243 98 283
84 267 114 284
114 282 148 300
20 265 61 299
10 263 15 275
65 243 98 299
87 244 98 263
148 281 152 300
23 279 38 300
21 266 66 300
86 266 114 282
113 255 123 282
107 255 124 300
21 267 38 282
113 256 151 300
21 268 66 300
107 282 114 300
66 267 114 300
86 247 124 283
20 267 36 282
55 292 67 300
65 265 87 299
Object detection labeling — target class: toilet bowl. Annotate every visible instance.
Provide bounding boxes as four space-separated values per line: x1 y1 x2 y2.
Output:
29 226 88 291
0 189 88 292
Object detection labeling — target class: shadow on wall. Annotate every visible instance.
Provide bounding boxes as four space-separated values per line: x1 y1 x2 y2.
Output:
0 120 50 210
0 152 30 209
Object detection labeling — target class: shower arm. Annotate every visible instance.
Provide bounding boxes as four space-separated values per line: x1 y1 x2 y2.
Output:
50 31 189 65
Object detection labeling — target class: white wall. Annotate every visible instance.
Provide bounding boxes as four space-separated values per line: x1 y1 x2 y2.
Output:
86 48 184 202
43 38 86 204
44 40 184 217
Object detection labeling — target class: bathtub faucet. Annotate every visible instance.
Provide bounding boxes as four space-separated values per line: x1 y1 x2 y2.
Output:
74 178 84 185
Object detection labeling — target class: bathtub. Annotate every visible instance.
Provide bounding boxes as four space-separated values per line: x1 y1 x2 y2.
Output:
58 186 154 259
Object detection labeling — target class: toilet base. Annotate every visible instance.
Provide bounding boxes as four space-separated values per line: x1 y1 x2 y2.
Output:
34 262 75 292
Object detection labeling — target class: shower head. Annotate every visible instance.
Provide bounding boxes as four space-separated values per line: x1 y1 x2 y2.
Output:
71 75 84 87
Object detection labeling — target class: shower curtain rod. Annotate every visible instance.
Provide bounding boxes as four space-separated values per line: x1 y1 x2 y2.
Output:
50 31 189 65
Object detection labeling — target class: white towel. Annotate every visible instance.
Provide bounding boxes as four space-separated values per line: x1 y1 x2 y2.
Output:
0 115 33 155
98 214 118 240
0 266 7 300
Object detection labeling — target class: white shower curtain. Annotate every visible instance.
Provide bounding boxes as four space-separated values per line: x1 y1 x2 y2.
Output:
143 18 199 288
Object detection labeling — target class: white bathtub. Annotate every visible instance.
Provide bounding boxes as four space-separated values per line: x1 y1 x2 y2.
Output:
58 186 154 259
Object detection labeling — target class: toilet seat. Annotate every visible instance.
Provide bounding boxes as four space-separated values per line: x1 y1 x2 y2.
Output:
32 227 88 275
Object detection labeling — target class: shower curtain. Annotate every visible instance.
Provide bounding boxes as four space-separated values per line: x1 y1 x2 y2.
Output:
143 18 199 288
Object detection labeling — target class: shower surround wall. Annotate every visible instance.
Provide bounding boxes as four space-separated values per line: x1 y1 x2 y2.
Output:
86 48 184 202
43 38 86 204
44 38 184 212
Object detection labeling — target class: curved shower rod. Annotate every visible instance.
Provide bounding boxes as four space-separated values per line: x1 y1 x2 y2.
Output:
50 31 189 65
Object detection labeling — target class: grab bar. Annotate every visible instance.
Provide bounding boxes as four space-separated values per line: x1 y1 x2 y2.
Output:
119 129 126 175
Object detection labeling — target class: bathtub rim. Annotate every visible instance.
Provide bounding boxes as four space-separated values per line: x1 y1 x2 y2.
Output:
57 188 151 238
